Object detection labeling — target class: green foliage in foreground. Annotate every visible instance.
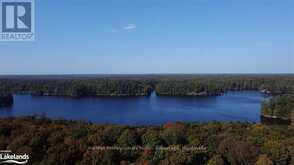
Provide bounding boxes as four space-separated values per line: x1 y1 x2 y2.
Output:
0 117 294 165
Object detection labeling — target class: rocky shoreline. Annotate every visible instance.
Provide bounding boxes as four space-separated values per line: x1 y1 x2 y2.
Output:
261 115 291 125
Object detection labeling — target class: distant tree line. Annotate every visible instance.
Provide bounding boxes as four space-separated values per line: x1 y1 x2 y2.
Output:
0 116 293 165
155 75 294 96
0 74 294 97
0 79 153 97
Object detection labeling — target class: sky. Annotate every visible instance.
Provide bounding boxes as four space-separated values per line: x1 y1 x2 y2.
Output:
0 0 294 74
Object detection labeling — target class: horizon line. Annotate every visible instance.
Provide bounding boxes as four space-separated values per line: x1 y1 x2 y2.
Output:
0 73 294 76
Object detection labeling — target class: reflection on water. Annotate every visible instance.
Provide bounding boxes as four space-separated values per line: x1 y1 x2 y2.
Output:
0 91 266 125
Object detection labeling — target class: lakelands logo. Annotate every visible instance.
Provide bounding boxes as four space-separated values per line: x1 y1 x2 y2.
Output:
0 150 29 164
0 0 35 41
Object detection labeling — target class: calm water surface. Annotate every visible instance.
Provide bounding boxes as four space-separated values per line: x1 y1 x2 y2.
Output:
0 91 266 125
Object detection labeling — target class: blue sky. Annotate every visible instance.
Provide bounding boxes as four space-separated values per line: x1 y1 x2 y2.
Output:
0 0 294 74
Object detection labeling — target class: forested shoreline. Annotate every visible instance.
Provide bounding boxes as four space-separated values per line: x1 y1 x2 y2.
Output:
0 74 294 97
0 93 13 107
1 74 294 124
0 79 154 97
155 74 294 96
261 95 294 125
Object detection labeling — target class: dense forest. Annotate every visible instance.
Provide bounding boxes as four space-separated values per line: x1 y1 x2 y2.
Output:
0 79 153 97
0 116 293 165
155 74 294 96
0 74 294 97
261 94 294 125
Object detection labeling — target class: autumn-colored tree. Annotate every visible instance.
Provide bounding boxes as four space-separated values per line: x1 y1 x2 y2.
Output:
218 137 259 165
255 154 273 165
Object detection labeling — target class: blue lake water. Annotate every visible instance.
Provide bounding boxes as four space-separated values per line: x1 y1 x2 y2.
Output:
0 91 266 125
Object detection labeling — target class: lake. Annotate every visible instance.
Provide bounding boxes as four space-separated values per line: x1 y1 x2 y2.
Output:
0 91 266 125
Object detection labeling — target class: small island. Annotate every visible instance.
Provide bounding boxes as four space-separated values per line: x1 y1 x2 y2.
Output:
0 93 13 107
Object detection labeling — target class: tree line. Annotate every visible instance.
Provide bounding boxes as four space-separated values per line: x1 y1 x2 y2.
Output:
0 79 153 97
155 74 294 96
0 74 294 97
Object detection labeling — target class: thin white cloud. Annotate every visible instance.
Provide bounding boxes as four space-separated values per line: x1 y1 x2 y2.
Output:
110 24 137 33
123 24 137 30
